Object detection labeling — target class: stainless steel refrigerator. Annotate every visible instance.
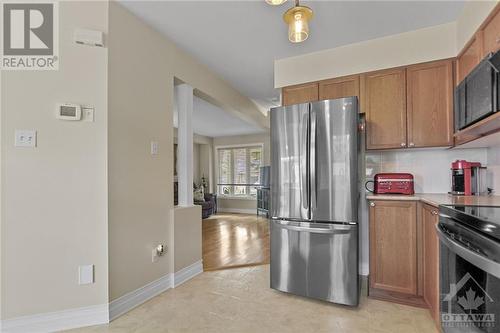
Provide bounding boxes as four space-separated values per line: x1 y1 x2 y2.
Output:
270 97 359 306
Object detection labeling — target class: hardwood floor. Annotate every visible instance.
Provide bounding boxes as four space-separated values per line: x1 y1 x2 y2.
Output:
202 213 270 271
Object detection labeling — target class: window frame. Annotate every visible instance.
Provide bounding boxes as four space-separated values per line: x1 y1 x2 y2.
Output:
215 143 264 199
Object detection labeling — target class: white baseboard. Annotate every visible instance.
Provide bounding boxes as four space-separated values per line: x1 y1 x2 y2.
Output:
109 273 172 321
1 262 205 332
1 304 108 333
217 208 256 214
173 260 203 287
109 260 203 321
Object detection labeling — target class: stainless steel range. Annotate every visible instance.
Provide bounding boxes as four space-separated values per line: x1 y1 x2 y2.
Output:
269 97 359 306
438 205 500 332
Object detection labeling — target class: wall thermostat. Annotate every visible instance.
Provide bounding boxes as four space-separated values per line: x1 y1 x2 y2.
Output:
57 103 81 120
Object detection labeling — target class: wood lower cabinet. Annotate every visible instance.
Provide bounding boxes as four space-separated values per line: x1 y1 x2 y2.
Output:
406 59 454 148
319 75 360 107
369 201 418 297
361 68 407 150
422 203 440 328
282 82 318 106
369 200 441 326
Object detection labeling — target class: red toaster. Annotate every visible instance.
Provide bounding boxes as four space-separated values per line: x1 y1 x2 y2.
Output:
373 173 415 195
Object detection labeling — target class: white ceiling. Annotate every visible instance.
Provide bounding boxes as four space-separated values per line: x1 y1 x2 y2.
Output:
120 0 465 106
173 95 265 137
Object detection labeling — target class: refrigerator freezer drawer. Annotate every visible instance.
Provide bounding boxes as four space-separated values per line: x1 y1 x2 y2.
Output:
270 220 359 306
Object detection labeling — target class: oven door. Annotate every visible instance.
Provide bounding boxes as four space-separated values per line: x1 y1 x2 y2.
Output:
437 216 500 333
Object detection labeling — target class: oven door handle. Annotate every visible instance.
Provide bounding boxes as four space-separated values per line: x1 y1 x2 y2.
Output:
436 224 500 279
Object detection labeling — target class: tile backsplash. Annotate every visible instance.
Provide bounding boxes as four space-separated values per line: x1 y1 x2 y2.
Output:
366 148 491 193
487 146 500 195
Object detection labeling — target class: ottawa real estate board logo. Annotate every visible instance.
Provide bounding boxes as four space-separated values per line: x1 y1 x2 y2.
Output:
1 1 58 70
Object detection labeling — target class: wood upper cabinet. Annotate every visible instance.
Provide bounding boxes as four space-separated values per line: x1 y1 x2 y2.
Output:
319 75 360 106
282 82 318 106
483 7 500 57
457 33 484 84
369 200 417 295
422 203 440 328
406 60 454 148
361 68 407 150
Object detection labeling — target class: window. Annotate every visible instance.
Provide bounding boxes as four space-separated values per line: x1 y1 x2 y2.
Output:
217 145 263 197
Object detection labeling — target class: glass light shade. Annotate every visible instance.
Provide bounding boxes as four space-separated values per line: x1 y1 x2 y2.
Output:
265 0 287 5
283 6 313 43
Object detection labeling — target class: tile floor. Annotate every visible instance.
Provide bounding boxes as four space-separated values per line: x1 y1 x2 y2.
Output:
69 265 438 333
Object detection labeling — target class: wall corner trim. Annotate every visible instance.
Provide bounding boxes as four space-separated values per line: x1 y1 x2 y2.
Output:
173 260 203 288
109 273 172 321
0 304 109 333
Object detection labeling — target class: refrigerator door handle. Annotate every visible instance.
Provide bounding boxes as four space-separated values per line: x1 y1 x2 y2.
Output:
310 109 317 211
301 109 309 213
274 220 353 234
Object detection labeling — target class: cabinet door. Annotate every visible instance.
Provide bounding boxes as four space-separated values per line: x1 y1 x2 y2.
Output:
422 203 440 327
457 33 484 84
369 200 417 295
407 60 454 148
319 75 360 105
282 82 319 106
361 68 407 150
483 7 500 56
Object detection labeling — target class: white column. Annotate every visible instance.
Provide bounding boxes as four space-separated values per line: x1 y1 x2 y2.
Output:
175 84 194 206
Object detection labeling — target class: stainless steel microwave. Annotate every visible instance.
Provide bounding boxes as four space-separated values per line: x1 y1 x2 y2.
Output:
455 52 500 131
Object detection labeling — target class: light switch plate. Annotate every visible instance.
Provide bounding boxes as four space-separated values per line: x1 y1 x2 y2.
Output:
151 141 159 155
82 107 94 122
15 130 37 147
78 265 94 285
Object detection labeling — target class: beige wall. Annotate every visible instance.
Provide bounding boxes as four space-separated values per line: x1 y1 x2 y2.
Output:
173 206 202 272
108 2 173 301
213 133 270 212
108 2 263 301
1 1 109 319
456 1 498 49
274 22 457 88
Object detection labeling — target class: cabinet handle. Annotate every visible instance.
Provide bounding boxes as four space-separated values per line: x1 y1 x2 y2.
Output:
400 142 406 147
370 202 375 207
409 142 415 147
432 211 438 215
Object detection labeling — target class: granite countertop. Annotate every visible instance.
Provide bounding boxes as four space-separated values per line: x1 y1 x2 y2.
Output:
365 193 500 207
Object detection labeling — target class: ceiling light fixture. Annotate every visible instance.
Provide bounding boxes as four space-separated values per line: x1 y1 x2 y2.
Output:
265 0 288 5
283 0 313 43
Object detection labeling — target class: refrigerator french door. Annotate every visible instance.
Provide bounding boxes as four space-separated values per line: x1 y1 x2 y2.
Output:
270 97 359 306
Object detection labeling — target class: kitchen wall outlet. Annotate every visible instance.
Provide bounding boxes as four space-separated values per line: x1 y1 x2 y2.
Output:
151 141 159 155
78 265 94 285
15 130 37 147
82 107 95 122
